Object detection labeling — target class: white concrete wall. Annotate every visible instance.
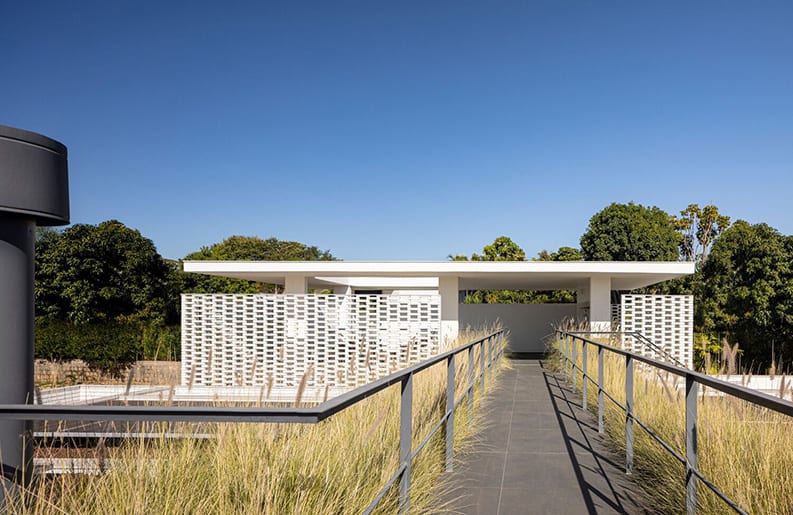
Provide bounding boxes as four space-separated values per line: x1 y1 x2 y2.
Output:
182 294 441 388
621 294 694 368
438 276 460 345
459 304 577 353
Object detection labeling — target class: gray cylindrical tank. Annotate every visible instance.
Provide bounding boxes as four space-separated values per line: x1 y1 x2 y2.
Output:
0 125 69 495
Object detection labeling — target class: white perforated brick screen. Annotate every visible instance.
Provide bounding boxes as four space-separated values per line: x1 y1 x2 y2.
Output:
621 295 694 368
181 294 441 388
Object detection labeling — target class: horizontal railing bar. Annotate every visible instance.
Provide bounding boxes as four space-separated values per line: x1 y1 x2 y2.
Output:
34 431 213 440
0 329 506 515
559 330 761 515
559 331 793 418
364 333 505 514
0 331 502 424
585 352 746 513
411 412 450 462
0 405 321 423
630 332 688 369
691 467 748 514
316 330 500 421
575 370 687 466
363 461 408 515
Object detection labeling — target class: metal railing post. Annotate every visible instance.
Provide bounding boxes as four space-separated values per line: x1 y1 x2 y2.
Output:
488 335 494 381
598 346 604 434
564 334 570 378
572 337 578 391
625 355 634 474
484 336 490 384
468 346 474 416
686 375 698 514
480 339 485 397
558 331 564 370
582 340 588 408
446 354 455 472
399 373 413 512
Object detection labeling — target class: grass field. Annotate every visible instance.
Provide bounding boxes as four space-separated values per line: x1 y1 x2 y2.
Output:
556 335 793 514
3 329 504 514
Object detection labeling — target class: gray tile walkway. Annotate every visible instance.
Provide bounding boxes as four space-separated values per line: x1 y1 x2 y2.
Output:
443 359 652 514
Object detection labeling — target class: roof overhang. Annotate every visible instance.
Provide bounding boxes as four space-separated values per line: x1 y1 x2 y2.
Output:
182 261 695 291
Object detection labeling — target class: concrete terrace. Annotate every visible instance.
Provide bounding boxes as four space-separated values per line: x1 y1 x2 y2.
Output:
444 358 651 514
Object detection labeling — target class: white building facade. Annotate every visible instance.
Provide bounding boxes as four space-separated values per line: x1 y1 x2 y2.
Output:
181 261 695 387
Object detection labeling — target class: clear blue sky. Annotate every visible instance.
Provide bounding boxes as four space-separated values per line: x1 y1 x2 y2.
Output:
3 1 791 260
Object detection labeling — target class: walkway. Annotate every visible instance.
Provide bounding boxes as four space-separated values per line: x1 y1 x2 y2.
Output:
444 358 651 514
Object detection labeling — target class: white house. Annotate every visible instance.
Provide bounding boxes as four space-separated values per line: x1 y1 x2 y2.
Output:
181 261 694 387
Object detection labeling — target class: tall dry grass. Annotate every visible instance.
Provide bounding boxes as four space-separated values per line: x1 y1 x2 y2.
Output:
556 335 793 514
4 328 504 514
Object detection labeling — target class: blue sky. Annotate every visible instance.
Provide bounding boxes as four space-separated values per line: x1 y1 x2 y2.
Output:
3 1 791 260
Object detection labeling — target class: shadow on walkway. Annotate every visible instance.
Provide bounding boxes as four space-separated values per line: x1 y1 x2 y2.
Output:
442 358 652 514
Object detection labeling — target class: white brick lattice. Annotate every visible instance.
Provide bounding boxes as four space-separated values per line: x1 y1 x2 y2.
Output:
621 294 693 368
181 294 441 388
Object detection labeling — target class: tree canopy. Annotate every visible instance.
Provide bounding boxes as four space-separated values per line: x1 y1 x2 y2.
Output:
479 236 526 261
181 235 336 294
185 235 335 261
673 204 731 267
449 235 526 262
699 221 793 367
35 220 172 324
535 246 583 262
580 202 680 261
452 237 580 304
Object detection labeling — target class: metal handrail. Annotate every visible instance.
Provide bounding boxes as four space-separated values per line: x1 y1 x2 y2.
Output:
566 330 687 368
0 330 507 513
557 330 793 515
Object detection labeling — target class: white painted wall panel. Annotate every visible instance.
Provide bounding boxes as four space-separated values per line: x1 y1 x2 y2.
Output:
181 294 440 387
621 294 693 368
459 304 577 353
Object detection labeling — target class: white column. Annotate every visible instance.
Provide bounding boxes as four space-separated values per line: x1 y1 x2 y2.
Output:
438 276 459 346
332 285 352 295
589 275 612 332
576 284 590 323
284 274 307 294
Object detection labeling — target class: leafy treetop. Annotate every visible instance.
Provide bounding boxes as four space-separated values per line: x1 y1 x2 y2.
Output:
35 220 172 325
699 221 793 367
181 235 336 294
580 202 680 261
672 204 731 267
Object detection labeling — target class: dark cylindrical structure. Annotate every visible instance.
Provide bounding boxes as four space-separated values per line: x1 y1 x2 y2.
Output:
0 219 35 485
0 125 68 497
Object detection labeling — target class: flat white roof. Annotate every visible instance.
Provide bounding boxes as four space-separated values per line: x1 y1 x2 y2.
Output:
183 261 695 291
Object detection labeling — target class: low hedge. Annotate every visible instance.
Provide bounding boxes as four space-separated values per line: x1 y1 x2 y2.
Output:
35 320 180 377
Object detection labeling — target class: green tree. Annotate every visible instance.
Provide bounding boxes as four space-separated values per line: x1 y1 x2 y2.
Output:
452 239 577 304
699 221 793 369
580 202 680 261
35 220 172 324
535 246 584 262
181 235 336 293
528 247 583 302
186 235 334 261
480 236 526 261
673 204 731 266
451 236 526 303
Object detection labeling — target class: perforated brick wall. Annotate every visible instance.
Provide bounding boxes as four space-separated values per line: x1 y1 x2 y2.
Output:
181 294 441 387
621 294 693 368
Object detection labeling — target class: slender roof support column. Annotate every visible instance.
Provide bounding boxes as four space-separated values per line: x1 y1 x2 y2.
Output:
439 276 459 346
589 275 612 332
576 284 590 323
284 274 307 294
